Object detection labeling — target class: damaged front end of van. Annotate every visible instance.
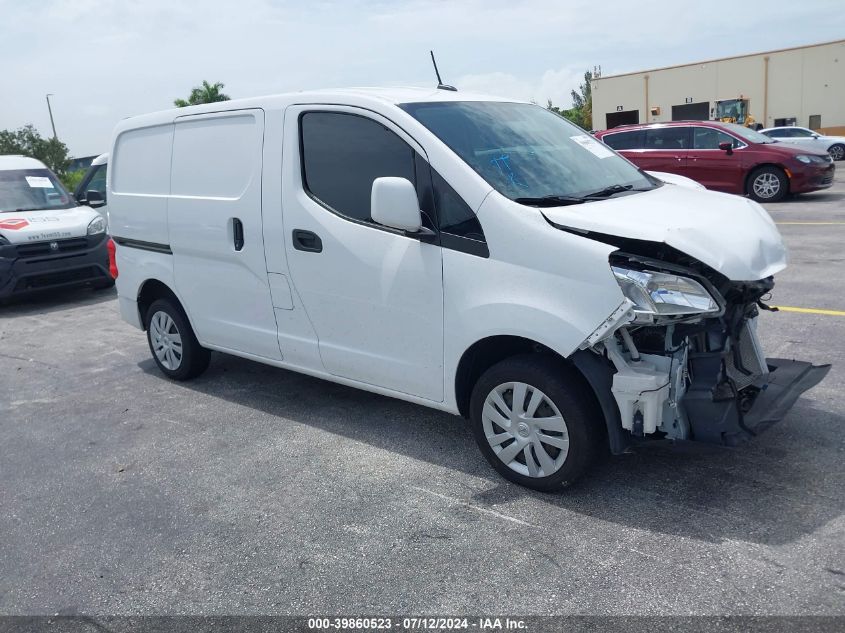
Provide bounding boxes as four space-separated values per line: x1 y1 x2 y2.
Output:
577 251 829 452
546 190 830 453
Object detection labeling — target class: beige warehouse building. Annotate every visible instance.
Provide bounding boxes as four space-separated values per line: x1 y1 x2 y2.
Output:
591 39 845 134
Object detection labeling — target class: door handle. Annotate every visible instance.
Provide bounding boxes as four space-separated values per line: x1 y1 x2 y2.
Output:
232 218 244 251
292 229 322 253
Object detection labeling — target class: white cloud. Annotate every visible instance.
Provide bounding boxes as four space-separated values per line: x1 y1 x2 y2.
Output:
456 67 586 109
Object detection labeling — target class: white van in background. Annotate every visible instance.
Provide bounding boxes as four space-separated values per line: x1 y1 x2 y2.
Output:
74 152 109 223
108 88 828 490
0 155 113 300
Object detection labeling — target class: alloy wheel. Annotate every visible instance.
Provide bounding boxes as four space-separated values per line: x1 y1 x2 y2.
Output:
830 145 845 161
752 172 781 199
481 382 570 478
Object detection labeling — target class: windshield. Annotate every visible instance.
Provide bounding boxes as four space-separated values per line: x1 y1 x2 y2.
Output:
0 168 76 213
400 101 657 203
723 123 776 144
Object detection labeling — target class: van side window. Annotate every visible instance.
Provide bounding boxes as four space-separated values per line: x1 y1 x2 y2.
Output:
602 130 644 150
644 127 690 150
692 127 742 150
301 112 416 223
431 169 484 241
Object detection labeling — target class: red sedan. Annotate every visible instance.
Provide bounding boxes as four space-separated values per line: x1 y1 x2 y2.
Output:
595 121 834 202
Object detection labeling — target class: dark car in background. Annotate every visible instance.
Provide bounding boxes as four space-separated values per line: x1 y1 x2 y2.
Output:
595 121 834 202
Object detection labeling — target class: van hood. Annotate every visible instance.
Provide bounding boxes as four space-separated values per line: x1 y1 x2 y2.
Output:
541 183 787 281
0 206 101 244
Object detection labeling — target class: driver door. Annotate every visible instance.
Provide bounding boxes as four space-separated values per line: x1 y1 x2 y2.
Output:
280 106 445 402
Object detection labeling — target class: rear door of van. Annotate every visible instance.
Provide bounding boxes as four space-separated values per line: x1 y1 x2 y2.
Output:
168 109 281 360
634 126 691 174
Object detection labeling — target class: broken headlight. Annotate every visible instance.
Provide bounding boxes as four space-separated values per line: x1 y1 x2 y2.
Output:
611 266 719 316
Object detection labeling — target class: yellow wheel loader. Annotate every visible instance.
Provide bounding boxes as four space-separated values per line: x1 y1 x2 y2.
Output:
714 97 760 129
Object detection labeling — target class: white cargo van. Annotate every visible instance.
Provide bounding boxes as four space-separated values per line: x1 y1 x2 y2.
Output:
0 155 113 300
109 88 828 490
73 152 109 223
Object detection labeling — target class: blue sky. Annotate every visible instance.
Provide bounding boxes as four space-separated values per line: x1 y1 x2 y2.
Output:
1 0 843 157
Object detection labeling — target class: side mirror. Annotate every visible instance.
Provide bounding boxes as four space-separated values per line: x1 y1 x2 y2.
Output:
371 177 422 233
811 133 820 139
86 190 106 208
718 141 734 155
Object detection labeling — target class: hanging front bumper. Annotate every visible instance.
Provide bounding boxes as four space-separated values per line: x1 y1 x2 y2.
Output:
684 357 831 446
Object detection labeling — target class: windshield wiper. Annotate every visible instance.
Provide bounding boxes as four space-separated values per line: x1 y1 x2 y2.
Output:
580 184 635 198
513 195 585 207
515 184 649 207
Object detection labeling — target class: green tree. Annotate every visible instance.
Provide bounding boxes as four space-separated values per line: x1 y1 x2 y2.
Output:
174 80 231 107
0 124 70 176
570 70 593 129
546 69 594 130
59 168 86 193
546 99 565 117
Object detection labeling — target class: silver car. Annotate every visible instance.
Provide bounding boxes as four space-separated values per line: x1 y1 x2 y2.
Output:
761 126 845 161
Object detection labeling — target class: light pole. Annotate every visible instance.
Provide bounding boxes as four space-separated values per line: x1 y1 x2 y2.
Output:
45 94 58 141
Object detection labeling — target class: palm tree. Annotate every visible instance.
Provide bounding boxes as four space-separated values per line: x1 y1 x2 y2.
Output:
174 80 231 107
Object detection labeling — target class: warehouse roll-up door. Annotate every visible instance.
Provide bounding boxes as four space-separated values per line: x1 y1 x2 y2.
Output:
672 102 709 121
605 110 639 129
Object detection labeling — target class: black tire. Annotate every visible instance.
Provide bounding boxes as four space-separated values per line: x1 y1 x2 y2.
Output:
145 298 210 381
829 143 845 162
746 165 788 202
469 354 602 492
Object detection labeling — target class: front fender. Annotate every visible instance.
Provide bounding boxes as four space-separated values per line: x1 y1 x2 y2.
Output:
441 193 629 410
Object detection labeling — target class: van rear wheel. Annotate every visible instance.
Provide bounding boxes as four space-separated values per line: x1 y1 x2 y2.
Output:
145 298 210 381
469 355 601 492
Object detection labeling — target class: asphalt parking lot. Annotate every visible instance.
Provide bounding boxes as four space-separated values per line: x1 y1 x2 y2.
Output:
1 175 844 617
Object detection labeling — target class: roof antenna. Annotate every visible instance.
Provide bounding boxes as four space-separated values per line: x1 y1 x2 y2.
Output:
430 50 457 91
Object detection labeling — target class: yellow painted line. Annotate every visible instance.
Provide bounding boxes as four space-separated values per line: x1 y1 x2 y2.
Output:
773 306 845 316
776 221 845 225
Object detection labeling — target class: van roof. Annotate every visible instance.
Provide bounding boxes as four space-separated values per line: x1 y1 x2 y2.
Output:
113 86 527 132
0 155 49 171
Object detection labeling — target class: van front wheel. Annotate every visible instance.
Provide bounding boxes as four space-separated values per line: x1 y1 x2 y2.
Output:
145 298 210 381
469 355 601 492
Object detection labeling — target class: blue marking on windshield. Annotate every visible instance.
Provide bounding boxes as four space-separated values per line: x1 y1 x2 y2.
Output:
490 153 528 189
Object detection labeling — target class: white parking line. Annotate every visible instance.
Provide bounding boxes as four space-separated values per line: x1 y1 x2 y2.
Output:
410 485 538 528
